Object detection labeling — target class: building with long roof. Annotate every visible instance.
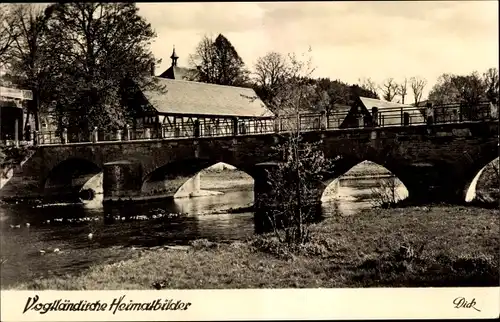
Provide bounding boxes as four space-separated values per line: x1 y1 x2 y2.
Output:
129 47 272 137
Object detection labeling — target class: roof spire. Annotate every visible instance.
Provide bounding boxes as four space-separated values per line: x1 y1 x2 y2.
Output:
170 45 179 67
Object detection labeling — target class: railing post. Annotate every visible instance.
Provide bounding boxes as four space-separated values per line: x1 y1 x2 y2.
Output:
33 130 38 146
116 129 122 141
403 112 410 126
400 107 403 126
92 127 98 143
232 117 239 136
62 127 68 144
145 127 151 139
371 107 378 127
426 102 434 125
14 119 19 147
274 116 280 133
320 111 327 130
194 119 200 138
124 125 130 141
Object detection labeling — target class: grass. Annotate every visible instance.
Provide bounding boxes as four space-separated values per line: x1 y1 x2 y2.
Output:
9 205 499 290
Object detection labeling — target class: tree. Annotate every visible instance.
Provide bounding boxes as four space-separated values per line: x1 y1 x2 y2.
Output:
43 3 162 137
396 78 408 104
428 73 459 105
348 84 379 104
451 72 486 107
483 67 499 103
256 49 334 246
379 78 398 102
313 78 350 115
189 33 249 86
253 51 290 105
358 77 378 96
410 76 427 106
1 4 55 131
1 4 15 66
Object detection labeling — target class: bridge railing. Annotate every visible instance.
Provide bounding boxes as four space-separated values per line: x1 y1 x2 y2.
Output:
32 101 498 145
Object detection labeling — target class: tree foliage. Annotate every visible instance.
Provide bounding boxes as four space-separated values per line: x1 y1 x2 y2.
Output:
1 4 55 131
43 3 161 136
264 137 332 245
428 69 498 106
189 34 249 86
0 4 17 66
2 3 161 138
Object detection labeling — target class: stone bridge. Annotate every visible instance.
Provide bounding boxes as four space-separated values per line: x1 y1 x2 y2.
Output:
0 121 498 206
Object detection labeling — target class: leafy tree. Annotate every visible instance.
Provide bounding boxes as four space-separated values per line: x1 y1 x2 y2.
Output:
483 68 499 103
1 4 56 132
428 73 459 105
189 33 249 86
313 78 350 115
0 4 17 66
348 84 378 103
43 3 162 137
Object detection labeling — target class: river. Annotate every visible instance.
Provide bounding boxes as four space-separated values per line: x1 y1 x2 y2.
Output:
0 166 408 288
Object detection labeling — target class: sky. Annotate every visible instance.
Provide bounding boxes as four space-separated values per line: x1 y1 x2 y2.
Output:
137 1 499 102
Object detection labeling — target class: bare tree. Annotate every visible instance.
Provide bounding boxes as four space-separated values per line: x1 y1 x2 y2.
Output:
410 76 427 106
379 78 398 102
358 77 378 95
257 49 334 246
396 78 408 104
189 35 216 83
254 51 290 89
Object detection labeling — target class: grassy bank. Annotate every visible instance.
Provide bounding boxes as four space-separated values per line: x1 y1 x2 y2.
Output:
9 205 498 290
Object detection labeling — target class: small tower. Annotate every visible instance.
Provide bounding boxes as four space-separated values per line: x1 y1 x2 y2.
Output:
170 46 179 67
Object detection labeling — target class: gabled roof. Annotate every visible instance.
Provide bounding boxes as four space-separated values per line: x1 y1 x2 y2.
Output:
143 77 273 118
359 97 414 111
358 96 424 125
158 66 196 81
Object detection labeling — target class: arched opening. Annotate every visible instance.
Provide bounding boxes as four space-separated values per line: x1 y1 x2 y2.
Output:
44 158 102 202
141 161 254 204
321 160 409 213
465 157 499 203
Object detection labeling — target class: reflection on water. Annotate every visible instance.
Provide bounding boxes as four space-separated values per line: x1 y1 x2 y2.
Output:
0 174 405 287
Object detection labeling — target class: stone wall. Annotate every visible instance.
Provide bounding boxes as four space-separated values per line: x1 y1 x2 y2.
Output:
0 121 497 204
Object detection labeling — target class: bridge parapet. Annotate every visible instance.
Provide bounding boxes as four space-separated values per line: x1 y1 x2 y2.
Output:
31 101 497 146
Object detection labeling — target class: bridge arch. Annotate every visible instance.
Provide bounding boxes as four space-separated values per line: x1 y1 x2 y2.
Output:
141 159 255 200
320 160 409 204
465 157 499 203
44 158 102 201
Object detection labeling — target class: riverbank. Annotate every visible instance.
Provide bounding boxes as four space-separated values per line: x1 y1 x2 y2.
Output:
9 205 498 290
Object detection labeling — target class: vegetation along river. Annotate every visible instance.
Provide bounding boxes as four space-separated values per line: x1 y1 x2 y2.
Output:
0 161 472 287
